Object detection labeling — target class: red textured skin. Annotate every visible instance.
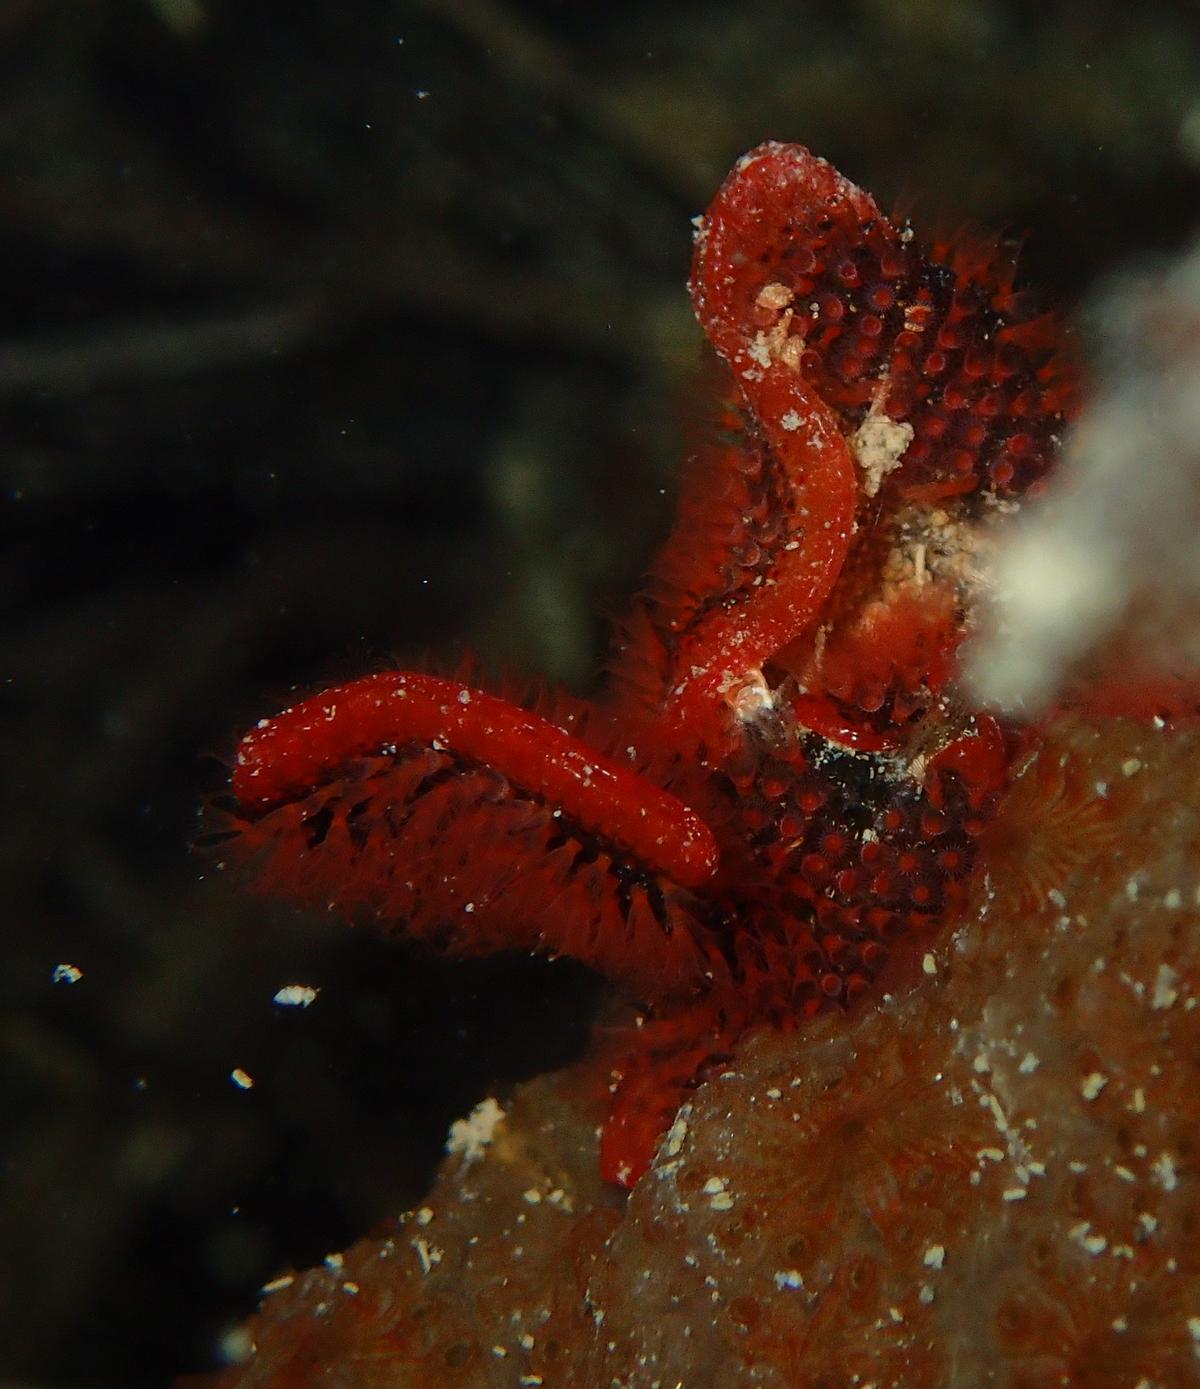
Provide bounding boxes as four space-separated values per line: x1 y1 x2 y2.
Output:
221 142 1080 1189
690 144 886 367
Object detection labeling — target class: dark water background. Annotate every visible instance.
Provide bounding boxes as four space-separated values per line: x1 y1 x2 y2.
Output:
4 2 1200 1384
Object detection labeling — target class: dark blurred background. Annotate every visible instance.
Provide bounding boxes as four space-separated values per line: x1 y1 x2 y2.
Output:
3 2 1200 1384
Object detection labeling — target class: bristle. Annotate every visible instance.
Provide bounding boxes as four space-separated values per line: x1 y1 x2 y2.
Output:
224 744 719 1006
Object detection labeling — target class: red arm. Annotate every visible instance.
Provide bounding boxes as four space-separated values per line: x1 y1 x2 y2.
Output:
233 671 718 889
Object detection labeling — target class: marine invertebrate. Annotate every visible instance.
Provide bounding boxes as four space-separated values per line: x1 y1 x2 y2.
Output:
218 142 1076 1190
195 161 1200 1389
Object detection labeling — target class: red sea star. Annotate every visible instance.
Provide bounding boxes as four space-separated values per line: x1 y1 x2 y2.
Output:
218 142 1076 1189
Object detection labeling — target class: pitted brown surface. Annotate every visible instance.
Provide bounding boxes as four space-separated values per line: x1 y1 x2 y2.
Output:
208 716 1200 1388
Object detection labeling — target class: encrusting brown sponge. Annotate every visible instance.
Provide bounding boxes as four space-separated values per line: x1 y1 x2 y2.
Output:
200 712 1200 1389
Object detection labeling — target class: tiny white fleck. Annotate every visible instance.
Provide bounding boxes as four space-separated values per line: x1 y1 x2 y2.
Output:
923 1244 945 1270
922 953 937 976
230 1067 254 1090
218 1326 254 1365
273 984 318 1008
661 1106 691 1160
1068 1222 1107 1255
1152 963 1180 1010
774 1269 803 1290
1152 1151 1179 1191
1080 1072 1109 1101
412 1237 443 1273
52 963 83 985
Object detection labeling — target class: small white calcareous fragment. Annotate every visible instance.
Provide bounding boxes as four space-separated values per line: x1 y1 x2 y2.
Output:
446 1096 506 1162
849 405 914 498
230 1067 254 1090
52 962 83 985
